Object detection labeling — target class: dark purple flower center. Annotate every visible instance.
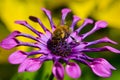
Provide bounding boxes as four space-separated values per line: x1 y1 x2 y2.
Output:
47 38 71 57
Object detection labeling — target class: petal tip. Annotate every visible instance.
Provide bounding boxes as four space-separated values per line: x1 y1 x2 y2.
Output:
52 62 64 80
96 21 108 28
15 20 27 25
73 15 81 21
65 62 81 79
0 38 18 49
29 16 38 22
41 8 51 14
62 8 71 13
103 37 118 44
89 58 115 78
85 18 94 24
8 51 27 64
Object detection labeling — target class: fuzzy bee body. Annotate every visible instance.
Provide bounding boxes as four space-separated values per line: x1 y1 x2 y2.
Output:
52 25 71 41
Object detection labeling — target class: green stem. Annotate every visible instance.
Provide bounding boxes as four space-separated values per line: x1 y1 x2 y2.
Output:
49 72 54 80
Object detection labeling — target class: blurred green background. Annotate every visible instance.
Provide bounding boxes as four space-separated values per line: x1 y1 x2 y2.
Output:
0 0 120 80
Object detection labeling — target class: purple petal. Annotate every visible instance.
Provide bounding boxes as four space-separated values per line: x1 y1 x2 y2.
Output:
104 46 120 54
42 8 55 30
86 37 118 46
19 42 38 48
67 31 82 43
0 38 18 49
52 62 64 80
27 50 49 55
0 31 20 38
90 62 112 77
45 30 52 39
39 33 49 42
8 51 27 64
18 58 41 72
0 31 20 49
95 58 116 70
67 31 77 43
26 59 42 72
61 8 71 25
81 46 120 54
19 33 39 41
29 16 47 32
36 31 51 45
70 15 81 31
36 43 48 50
37 37 47 45
18 59 29 72
95 21 108 28
82 21 107 39
72 44 86 51
76 18 93 33
15 20 41 36
89 58 116 77
65 62 81 78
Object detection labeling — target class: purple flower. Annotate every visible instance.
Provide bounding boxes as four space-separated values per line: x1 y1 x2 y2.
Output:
0 8 120 80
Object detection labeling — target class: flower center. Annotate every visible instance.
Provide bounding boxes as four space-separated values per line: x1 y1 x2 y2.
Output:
47 25 71 57
47 39 71 57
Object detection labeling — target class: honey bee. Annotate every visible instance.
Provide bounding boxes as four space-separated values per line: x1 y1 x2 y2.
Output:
47 25 72 56
52 25 71 40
